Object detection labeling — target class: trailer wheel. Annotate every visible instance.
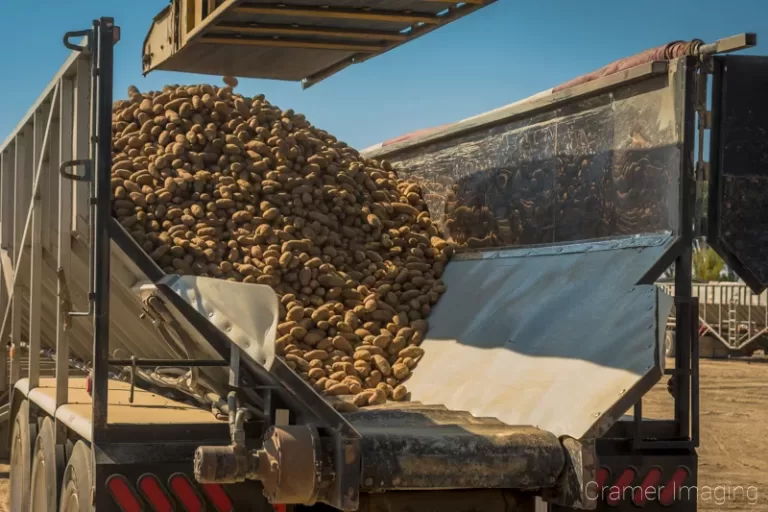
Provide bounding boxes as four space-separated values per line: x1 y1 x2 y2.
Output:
59 441 93 512
10 400 37 512
30 417 65 512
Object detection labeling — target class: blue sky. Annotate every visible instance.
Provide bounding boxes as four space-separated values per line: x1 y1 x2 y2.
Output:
1 0 765 150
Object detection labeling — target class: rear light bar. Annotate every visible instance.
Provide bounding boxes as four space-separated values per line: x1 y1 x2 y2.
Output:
202 483 234 512
169 473 205 512
106 475 142 512
138 474 174 512
105 471 250 511
594 465 692 506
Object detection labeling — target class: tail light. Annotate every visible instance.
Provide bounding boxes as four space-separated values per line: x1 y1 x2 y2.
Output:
633 467 663 506
106 475 142 512
605 467 637 506
138 474 174 512
659 466 691 506
169 473 204 512
274 506 287 512
202 483 234 512
597 465 691 506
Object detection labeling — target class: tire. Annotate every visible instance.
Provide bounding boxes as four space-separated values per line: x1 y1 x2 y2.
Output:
30 417 65 512
664 331 676 357
59 441 93 512
10 400 37 512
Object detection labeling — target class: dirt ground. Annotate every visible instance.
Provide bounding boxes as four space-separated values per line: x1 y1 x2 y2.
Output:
642 357 768 510
0 359 764 510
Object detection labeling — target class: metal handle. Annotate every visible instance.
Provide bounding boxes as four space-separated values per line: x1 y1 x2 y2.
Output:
59 159 91 182
62 29 92 52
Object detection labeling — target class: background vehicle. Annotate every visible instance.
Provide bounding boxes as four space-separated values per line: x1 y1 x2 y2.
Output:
660 280 768 358
0 2 766 510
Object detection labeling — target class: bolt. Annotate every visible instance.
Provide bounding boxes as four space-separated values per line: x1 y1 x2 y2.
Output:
619 388 626 395
593 412 601 418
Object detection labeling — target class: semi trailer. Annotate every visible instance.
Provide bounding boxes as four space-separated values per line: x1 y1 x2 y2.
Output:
0 2 767 511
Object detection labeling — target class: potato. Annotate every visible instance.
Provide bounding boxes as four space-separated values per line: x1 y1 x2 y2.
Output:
111 84 453 408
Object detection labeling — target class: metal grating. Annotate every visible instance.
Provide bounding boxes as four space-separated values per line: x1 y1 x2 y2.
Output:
142 0 496 87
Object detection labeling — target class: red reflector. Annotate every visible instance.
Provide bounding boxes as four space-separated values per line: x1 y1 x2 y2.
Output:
86 374 92 396
605 467 637 505
106 475 142 512
659 466 690 505
169 473 204 512
633 467 663 506
203 484 234 512
138 474 174 512
596 467 610 489
274 506 287 512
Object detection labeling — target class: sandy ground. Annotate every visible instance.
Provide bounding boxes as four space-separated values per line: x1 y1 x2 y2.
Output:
0 358 764 510
642 357 768 510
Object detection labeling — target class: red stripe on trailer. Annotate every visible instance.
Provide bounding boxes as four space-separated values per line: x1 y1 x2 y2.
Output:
203 484 234 512
659 466 690 505
138 474 174 512
605 467 637 506
169 473 204 512
633 467 663 506
106 475 142 512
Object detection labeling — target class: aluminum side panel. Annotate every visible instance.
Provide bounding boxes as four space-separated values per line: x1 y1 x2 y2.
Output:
406 238 674 439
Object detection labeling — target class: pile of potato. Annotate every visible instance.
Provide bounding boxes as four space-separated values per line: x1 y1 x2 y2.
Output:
111 83 452 409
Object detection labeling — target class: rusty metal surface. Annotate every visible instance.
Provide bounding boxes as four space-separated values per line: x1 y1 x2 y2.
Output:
345 403 565 491
400 236 675 440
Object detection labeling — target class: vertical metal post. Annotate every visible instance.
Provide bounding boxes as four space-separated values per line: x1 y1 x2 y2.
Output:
0 150 10 396
56 76 74 415
91 18 115 440
674 57 697 439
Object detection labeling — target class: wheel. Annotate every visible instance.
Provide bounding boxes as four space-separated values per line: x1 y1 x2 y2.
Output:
10 400 37 512
30 417 65 512
59 441 93 512
664 331 676 357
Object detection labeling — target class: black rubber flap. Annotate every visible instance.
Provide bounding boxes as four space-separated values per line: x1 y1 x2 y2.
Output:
709 55 768 294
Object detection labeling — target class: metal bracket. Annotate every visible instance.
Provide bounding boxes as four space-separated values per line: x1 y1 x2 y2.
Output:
59 159 92 182
62 29 92 52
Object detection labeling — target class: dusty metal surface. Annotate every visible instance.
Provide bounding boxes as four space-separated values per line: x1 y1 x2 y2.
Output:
161 275 279 369
709 55 768 294
364 70 684 251
143 0 496 86
16 377 221 441
346 403 565 491
400 237 674 440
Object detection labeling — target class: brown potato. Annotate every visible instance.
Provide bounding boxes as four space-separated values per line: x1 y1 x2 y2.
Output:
111 85 452 408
